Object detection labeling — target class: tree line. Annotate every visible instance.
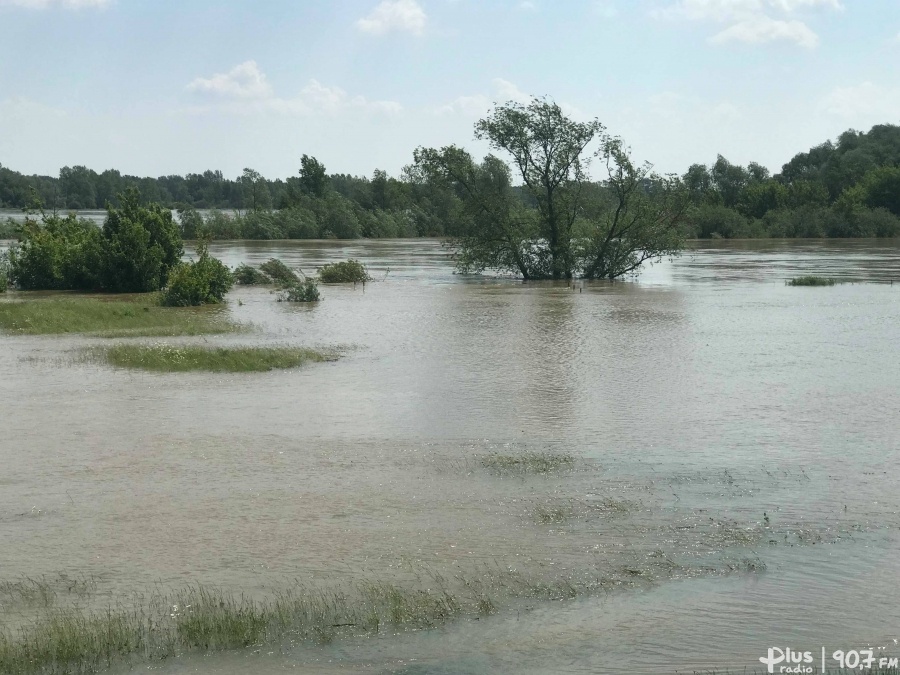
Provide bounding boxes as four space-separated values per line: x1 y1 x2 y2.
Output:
2 120 899 244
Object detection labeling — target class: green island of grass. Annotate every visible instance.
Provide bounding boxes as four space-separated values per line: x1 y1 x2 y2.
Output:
788 276 837 286
0 296 238 337
95 345 336 372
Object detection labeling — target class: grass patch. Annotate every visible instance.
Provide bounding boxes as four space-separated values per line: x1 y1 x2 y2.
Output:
481 451 576 476
788 275 836 286
318 259 372 284
0 297 237 337
0 568 615 675
95 345 335 372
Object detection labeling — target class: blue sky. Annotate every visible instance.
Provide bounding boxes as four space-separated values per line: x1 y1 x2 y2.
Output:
1 0 898 182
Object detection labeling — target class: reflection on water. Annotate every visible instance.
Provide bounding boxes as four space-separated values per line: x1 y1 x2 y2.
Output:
1 239 900 673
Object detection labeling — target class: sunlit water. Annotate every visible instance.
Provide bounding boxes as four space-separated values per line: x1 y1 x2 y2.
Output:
1 239 899 673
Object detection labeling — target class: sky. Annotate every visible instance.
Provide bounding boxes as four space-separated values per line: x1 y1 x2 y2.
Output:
0 0 898 182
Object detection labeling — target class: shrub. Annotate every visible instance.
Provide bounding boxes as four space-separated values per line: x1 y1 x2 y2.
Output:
684 205 750 239
233 264 271 285
0 217 20 240
102 188 184 293
318 259 372 283
203 210 243 239
0 251 9 292
160 240 233 307
259 258 298 284
9 214 104 290
278 278 320 302
177 204 205 239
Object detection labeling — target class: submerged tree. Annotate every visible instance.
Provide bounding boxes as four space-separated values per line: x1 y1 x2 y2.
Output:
412 97 687 280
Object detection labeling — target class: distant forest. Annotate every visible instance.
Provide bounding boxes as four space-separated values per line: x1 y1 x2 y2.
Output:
2 124 899 240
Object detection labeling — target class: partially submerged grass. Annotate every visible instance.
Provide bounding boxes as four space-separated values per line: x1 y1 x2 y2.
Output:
480 451 576 475
788 275 836 286
93 345 336 373
0 297 237 337
533 497 633 525
0 562 683 675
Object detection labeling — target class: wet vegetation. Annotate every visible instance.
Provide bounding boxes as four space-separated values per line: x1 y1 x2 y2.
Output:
95 345 334 372
480 450 576 475
317 259 372 284
159 240 233 307
277 278 321 303
0 297 236 337
788 275 837 286
0 552 761 675
258 258 299 284
232 263 271 285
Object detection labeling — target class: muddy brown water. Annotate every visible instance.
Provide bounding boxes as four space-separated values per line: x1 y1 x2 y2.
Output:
1 239 899 673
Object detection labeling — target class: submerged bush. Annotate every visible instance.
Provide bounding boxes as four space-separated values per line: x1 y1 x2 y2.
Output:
0 217 20 240
259 258 298 284
789 276 836 286
160 240 233 307
318 259 372 283
233 264 271 285
279 278 321 302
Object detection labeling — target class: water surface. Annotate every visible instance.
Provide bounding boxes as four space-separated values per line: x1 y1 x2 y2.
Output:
1 239 899 673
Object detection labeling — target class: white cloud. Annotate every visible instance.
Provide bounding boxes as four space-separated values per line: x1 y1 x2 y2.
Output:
356 0 427 36
654 0 841 48
657 0 840 21
0 0 110 7
187 61 273 100
710 15 819 47
186 64 401 117
820 82 900 121
518 0 538 11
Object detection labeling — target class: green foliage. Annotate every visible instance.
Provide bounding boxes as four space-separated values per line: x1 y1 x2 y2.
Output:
101 188 184 292
259 258 298 284
160 240 233 307
686 204 751 239
97 345 333 372
416 98 686 279
318 259 372 283
0 217 21 240
299 154 329 198
279 278 321 302
233 264 271 285
0 251 9 292
177 204 205 239
0 297 236 336
789 276 836 286
8 213 104 290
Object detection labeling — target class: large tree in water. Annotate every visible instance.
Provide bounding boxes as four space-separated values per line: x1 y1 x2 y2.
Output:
412 97 688 280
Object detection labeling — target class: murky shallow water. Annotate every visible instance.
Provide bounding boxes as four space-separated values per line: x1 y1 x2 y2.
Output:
1 239 899 673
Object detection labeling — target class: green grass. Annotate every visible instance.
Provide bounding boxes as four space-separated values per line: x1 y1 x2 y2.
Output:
0 567 623 675
0 297 237 337
788 275 836 286
95 345 335 372
481 451 576 475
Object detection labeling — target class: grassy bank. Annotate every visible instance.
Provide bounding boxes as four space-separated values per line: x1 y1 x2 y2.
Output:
95 345 335 372
0 297 237 337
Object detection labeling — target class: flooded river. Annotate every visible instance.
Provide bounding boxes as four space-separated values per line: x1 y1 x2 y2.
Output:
1 239 899 673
